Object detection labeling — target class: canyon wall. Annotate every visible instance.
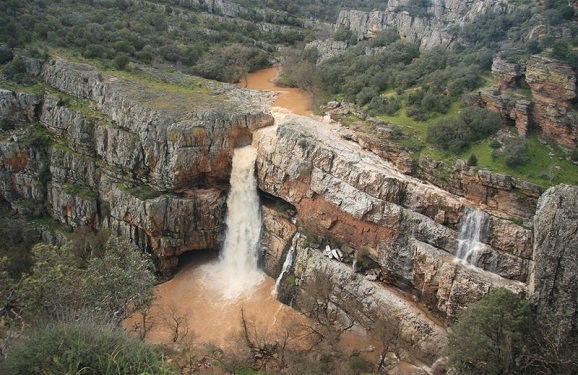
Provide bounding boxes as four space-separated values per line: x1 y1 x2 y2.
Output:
0 58 274 272
335 0 507 50
253 116 528 325
2 57 577 368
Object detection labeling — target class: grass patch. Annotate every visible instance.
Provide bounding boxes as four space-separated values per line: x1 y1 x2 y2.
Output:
372 98 578 187
63 183 98 200
117 183 163 200
435 134 578 188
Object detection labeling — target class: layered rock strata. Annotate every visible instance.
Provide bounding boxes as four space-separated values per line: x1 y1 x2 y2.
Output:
335 0 507 50
526 55 578 148
480 54 578 149
0 58 274 272
254 115 528 323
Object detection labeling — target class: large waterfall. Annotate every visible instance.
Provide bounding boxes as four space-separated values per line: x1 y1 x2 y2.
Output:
209 146 264 299
455 208 489 267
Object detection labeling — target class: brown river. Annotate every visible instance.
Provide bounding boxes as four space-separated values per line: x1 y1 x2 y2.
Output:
238 66 312 116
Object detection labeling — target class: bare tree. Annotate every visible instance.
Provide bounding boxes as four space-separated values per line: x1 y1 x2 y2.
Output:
160 303 190 343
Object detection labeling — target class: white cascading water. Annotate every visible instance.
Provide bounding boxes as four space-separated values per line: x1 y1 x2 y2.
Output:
273 232 299 296
455 208 489 267
209 146 265 299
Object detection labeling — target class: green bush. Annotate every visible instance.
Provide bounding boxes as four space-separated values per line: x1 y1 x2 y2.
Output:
427 107 501 153
1 322 169 375
502 137 529 167
113 53 130 70
449 289 532 375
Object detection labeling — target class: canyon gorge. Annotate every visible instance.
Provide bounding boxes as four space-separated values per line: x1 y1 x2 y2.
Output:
1 55 577 372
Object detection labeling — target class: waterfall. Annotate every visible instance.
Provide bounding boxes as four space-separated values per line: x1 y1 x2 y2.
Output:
273 232 299 296
455 208 489 267
210 146 264 299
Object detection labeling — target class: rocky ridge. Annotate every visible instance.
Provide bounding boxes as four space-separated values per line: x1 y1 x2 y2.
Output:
335 0 507 51
479 54 578 149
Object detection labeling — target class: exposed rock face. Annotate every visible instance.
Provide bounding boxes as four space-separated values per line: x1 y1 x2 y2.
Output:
525 55 578 148
260 204 297 277
0 89 41 126
254 115 530 322
335 0 508 50
0 58 274 272
304 40 348 63
293 248 448 367
476 89 531 136
41 59 274 191
491 54 525 91
531 184 578 345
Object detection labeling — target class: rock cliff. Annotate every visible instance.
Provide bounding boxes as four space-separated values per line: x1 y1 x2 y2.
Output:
526 55 578 148
0 58 274 272
531 184 578 346
253 115 528 324
479 54 578 149
335 0 507 50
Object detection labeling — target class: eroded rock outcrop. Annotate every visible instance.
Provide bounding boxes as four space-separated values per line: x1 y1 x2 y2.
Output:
526 55 578 148
0 58 274 272
0 89 41 126
335 0 507 50
254 115 529 322
41 58 274 191
531 184 578 345
293 249 448 367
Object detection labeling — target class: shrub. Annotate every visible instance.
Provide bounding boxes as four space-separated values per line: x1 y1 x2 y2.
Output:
449 289 532 375
502 137 529 167
427 107 501 153
427 117 471 152
113 53 130 70
467 153 478 166
1 322 169 375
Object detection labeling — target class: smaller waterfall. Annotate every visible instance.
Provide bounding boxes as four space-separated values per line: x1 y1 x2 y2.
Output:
455 208 489 267
273 232 299 296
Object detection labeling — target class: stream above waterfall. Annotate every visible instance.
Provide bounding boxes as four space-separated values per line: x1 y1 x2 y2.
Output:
238 66 312 116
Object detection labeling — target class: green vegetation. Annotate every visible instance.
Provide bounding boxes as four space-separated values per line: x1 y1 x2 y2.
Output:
0 230 160 371
427 107 501 153
1 322 170 375
118 182 163 200
449 288 578 374
63 183 98 200
0 0 307 83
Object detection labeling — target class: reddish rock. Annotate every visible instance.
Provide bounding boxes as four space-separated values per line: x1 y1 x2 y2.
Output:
526 55 578 148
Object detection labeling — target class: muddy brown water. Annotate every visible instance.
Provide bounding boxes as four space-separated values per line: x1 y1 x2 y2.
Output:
238 66 313 116
132 251 301 349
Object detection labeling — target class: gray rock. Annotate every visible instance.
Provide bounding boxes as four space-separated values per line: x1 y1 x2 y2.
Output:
335 0 508 50
532 184 578 345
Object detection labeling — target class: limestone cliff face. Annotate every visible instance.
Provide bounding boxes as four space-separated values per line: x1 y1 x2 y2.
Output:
480 54 578 149
335 0 507 50
294 249 448 366
0 89 40 126
0 58 274 272
526 55 578 148
41 59 274 191
531 184 578 346
254 115 528 322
